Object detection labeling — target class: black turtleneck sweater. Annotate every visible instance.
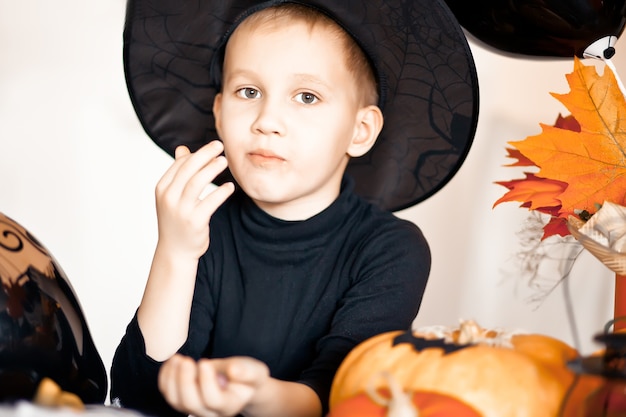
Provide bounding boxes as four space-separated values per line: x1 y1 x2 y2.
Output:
110 177 430 416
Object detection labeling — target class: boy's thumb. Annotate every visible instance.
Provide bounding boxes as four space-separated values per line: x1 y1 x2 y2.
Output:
227 356 269 385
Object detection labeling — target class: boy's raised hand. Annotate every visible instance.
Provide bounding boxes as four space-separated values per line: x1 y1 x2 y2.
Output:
155 141 235 260
159 354 270 417
137 141 234 362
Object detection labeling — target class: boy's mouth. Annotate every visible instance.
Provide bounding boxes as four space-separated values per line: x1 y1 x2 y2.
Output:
248 149 286 166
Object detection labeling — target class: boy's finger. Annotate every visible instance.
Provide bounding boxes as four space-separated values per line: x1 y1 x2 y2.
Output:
158 356 181 407
175 145 190 159
174 145 191 159
173 358 207 415
217 356 269 386
198 182 235 216
156 144 197 191
178 141 224 177
197 359 228 409
159 141 224 195
159 356 198 414
156 153 189 192
182 155 229 202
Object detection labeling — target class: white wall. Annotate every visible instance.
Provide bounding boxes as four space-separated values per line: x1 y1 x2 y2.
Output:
0 0 622 397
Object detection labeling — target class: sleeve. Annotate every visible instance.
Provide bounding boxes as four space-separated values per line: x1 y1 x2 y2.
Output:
298 219 431 412
110 258 215 417
109 312 185 417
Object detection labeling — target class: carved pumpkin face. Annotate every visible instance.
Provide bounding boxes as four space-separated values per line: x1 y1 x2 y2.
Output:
329 322 605 417
328 389 481 417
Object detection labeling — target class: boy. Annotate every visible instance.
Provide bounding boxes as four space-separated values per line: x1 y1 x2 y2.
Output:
112 1 478 416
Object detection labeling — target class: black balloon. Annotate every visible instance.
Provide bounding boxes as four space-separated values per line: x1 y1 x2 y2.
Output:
443 0 626 57
0 212 107 403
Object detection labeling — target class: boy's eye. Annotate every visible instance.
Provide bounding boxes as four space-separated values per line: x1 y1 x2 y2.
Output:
237 88 261 99
295 92 318 105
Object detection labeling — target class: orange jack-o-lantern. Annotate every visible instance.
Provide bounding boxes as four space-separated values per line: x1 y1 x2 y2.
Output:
328 371 481 417
330 320 605 417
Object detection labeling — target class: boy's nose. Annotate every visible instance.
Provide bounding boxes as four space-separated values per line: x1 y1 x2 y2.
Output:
251 98 285 136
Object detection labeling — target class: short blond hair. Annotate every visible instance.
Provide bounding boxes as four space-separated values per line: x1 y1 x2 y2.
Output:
236 3 379 106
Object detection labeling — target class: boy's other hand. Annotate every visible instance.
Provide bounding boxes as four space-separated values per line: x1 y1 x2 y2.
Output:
154 141 235 260
159 354 270 417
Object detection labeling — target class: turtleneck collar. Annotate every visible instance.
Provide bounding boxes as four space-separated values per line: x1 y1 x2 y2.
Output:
236 176 360 249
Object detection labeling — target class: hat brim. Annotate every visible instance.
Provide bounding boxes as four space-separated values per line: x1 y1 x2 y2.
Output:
123 0 479 211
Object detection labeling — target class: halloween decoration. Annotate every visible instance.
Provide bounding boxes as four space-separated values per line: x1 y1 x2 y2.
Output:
567 202 626 330
328 372 481 417
494 55 626 329
494 57 626 240
442 0 626 58
568 321 626 415
0 212 107 403
33 378 84 410
329 320 605 417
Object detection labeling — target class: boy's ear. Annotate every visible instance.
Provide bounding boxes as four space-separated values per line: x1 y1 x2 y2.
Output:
347 105 384 157
213 93 223 135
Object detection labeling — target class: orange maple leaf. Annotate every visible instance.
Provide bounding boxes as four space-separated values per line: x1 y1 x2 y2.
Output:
494 173 567 211
501 147 536 167
553 113 580 132
495 57 626 238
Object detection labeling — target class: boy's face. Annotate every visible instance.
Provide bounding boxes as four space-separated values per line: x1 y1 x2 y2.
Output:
213 18 378 220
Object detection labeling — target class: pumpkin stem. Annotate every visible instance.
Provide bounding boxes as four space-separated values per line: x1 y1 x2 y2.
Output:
457 319 482 344
366 371 418 417
455 319 513 347
415 320 516 347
